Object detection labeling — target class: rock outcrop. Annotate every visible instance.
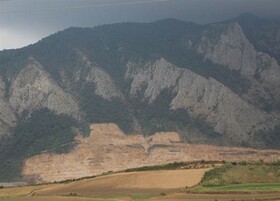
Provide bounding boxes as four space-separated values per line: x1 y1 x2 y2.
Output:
9 57 81 119
22 123 280 183
198 23 258 75
72 50 123 100
126 58 277 145
126 59 182 102
198 22 280 106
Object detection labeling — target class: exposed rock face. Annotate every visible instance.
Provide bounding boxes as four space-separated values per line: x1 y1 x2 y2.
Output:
22 123 280 183
256 52 280 90
9 58 80 119
72 50 123 100
0 76 16 137
126 59 182 102
127 58 276 145
198 23 258 75
198 22 280 104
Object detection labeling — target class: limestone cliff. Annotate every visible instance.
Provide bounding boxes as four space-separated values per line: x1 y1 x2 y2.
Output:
71 50 123 100
126 58 277 145
9 57 80 119
198 23 258 75
126 59 182 103
22 123 280 183
197 22 280 107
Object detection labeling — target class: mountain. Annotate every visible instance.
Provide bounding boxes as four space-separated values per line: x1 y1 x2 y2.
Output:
0 15 279 182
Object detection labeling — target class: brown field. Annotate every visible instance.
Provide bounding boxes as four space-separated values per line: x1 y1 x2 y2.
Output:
0 184 54 197
36 168 210 196
1 168 280 201
0 169 208 201
0 196 97 201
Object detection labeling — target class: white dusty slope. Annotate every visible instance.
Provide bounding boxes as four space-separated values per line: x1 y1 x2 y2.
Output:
23 123 280 183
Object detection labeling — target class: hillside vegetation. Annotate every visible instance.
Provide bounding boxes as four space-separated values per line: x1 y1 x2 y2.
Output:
0 109 80 181
188 161 280 193
201 162 280 186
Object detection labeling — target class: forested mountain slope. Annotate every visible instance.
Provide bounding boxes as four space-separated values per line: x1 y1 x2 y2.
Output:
0 15 279 181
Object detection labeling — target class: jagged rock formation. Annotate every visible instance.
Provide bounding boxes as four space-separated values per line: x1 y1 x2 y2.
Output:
127 59 182 102
70 50 123 100
198 22 280 109
9 58 81 119
127 58 277 145
198 23 258 75
22 123 280 183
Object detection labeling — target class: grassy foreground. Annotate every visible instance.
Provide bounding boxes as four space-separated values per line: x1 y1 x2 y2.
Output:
191 183 280 192
189 161 280 193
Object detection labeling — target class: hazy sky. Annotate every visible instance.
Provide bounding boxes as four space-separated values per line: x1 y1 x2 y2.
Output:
0 0 280 50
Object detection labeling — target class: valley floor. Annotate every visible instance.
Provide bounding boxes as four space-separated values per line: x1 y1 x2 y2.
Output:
1 191 280 201
1 167 280 201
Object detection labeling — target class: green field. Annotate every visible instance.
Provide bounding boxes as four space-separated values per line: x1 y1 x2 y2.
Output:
187 161 280 193
191 183 280 192
199 162 280 186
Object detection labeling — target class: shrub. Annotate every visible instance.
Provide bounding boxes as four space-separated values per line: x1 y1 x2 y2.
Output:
239 161 247 165
68 192 78 196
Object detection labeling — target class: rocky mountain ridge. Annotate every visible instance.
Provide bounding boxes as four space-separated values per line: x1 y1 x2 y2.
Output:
198 22 280 110
127 58 277 145
10 57 80 119
0 14 279 182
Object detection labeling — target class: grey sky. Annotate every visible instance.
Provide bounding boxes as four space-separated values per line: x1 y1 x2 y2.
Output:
0 0 280 50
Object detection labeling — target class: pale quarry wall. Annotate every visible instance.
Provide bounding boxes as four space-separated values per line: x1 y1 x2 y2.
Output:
22 123 280 183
